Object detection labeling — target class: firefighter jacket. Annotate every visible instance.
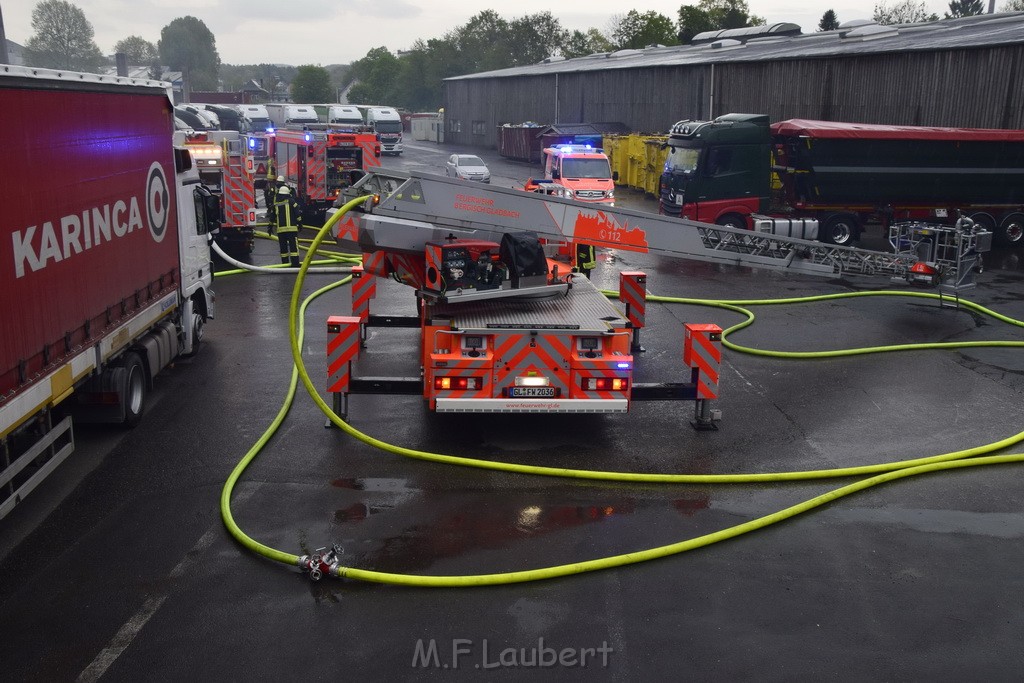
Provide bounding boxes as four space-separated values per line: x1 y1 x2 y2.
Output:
273 191 302 234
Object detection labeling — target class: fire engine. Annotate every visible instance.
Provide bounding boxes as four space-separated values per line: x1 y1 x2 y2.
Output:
175 130 257 255
324 170 990 427
268 127 381 223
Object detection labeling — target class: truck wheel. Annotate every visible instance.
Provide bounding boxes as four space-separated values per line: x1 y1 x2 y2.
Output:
121 353 146 427
821 215 859 245
715 213 747 230
188 308 205 356
996 213 1024 246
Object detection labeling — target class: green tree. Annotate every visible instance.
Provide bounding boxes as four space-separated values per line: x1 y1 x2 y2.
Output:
1001 0 1024 9
873 0 940 24
158 16 220 92
24 0 105 71
563 28 616 58
610 10 680 49
677 6 716 42
450 10 512 73
290 65 334 103
346 46 401 104
944 0 984 17
677 0 765 43
508 12 567 64
818 9 841 31
113 35 157 65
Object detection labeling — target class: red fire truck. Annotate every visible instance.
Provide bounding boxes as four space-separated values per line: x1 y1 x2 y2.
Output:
269 128 381 224
176 131 257 255
323 171 989 426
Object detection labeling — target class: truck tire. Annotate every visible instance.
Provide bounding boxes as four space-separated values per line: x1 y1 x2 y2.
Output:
996 213 1024 247
121 353 146 427
715 213 748 230
188 307 205 357
821 215 860 246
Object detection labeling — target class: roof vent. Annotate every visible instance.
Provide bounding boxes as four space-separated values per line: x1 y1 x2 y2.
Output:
609 49 642 58
838 19 877 29
842 23 898 40
710 39 744 49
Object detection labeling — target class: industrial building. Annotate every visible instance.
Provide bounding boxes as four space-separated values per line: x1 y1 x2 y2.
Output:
442 12 1024 149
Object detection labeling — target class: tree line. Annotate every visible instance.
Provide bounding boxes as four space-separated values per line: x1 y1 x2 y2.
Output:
18 0 1024 108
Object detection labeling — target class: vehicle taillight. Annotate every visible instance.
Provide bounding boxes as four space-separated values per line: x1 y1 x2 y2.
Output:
434 376 482 390
583 378 628 391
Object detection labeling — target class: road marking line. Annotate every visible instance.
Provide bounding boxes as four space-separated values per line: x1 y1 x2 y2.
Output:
76 595 166 682
76 485 259 680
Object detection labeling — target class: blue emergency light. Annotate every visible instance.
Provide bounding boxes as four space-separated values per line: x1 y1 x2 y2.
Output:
248 138 256 149
616 362 631 369
304 133 311 142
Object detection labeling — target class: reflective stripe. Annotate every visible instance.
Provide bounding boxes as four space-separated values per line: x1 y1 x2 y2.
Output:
351 265 375 322
492 332 571 396
618 271 646 328
327 316 361 393
684 324 721 399
436 398 627 414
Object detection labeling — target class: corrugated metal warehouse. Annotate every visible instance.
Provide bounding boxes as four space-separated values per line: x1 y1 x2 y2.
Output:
442 12 1024 149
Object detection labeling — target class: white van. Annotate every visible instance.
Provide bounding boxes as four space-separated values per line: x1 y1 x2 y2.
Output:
236 104 271 131
366 106 404 155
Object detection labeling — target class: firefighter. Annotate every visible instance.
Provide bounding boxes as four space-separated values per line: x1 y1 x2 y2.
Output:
575 242 596 278
273 184 302 267
262 166 278 230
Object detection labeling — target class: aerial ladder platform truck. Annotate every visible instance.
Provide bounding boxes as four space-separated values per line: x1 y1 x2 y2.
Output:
324 170 990 426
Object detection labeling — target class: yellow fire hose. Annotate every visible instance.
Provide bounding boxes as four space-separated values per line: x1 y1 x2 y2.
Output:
220 197 1024 586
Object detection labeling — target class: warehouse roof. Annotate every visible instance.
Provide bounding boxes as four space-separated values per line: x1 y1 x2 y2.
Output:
446 12 1024 81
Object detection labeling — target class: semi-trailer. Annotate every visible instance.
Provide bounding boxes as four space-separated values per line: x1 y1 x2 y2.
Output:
0 66 218 519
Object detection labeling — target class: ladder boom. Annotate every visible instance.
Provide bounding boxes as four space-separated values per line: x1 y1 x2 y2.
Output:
333 170 978 284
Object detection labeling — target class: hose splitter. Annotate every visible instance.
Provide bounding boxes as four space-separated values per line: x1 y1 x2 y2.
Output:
298 544 343 581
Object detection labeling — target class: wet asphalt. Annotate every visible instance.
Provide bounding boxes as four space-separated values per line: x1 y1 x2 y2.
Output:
2 141 1024 680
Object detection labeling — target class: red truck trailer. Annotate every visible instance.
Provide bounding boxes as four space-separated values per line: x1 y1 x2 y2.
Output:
659 113 1024 246
0 66 218 519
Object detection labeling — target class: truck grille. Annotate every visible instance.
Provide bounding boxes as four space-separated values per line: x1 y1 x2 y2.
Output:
576 190 605 200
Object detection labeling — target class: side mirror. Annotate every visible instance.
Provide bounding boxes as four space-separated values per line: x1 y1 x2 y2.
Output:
613 171 619 182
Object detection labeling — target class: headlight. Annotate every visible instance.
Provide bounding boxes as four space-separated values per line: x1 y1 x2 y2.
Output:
608 189 615 199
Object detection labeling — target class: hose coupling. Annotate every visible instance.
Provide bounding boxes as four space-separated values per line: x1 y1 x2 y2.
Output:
298 544 343 581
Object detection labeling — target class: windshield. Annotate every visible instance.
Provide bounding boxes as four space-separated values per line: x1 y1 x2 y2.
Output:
374 121 403 134
665 145 701 174
561 157 611 179
248 117 271 130
458 156 485 167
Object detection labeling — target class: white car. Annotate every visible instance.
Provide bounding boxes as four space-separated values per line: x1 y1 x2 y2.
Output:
445 154 490 183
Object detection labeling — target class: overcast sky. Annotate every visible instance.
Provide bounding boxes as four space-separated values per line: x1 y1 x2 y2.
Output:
3 1 956 66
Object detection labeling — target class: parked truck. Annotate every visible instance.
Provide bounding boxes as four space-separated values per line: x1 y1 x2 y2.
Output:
364 106 404 155
314 104 365 128
659 113 1024 246
0 66 218 519
265 103 319 129
237 104 271 132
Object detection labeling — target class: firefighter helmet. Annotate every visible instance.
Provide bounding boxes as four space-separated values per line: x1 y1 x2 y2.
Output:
278 185 291 196
277 175 285 183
